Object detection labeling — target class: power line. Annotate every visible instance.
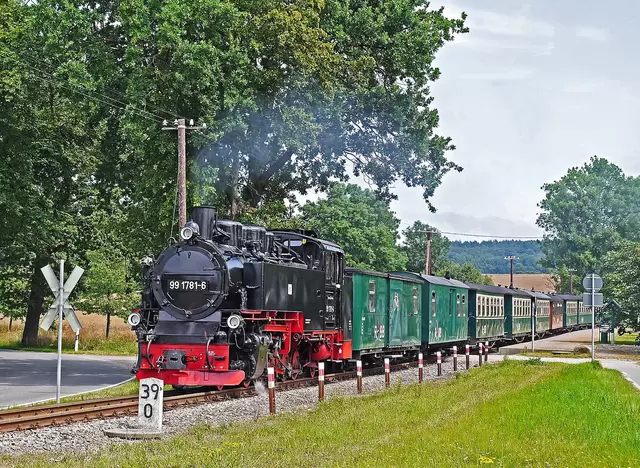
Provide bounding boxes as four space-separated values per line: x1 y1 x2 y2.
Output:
438 231 543 240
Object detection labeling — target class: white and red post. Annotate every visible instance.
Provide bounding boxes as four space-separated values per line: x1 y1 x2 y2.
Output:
384 358 390 387
356 360 363 394
478 343 483 367
267 366 276 414
452 346 458 372
418 352 424 383
436 351 442 376
484 341 489 362
465 344 470 370
318 362 325 401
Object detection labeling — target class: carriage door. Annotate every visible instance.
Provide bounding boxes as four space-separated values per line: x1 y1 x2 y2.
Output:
324 251 342 330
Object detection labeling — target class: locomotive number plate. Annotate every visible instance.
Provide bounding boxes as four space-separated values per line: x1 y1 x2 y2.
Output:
167 280 209 291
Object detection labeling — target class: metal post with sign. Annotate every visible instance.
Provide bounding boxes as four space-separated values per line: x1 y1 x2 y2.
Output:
583 274 603 362
40 262 84 403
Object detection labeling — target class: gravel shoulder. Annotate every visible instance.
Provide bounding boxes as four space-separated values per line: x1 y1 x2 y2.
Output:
0 356 496 458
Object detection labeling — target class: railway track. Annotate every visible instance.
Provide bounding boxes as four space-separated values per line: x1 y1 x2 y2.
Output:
0 360 424 433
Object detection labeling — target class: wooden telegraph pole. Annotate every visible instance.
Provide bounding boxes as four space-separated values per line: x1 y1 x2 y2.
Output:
422 228 437 275
504 256 519 288
162 119 206 228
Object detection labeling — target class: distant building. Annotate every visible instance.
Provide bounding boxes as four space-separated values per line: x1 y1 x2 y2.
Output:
487 274 555 293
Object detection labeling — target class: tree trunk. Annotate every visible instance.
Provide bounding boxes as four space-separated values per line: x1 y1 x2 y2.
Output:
106 309 111 339
8 316 12 331
21 255 49 347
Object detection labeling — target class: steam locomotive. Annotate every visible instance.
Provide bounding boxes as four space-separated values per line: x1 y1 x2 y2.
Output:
129 205 352 388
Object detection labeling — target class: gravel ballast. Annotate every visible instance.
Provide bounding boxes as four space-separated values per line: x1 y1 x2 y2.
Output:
0 357 484 457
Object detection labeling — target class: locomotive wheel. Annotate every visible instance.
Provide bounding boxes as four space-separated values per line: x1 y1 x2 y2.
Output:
290 351 302 380
308 366 316 378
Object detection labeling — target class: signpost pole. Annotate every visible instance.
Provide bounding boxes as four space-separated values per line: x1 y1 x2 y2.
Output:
591 274 595 362
56 259 64 404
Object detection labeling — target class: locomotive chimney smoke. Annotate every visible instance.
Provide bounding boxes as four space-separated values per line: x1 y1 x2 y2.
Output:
192 205 217 241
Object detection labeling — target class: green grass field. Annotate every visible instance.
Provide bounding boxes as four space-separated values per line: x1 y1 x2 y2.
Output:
7 360 640 467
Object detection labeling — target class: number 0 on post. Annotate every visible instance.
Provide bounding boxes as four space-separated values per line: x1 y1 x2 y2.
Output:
138 377 164 431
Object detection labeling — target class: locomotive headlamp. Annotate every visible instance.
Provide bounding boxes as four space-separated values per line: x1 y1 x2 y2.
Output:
180 221 200 241
226 314 243 330
127 312 141 327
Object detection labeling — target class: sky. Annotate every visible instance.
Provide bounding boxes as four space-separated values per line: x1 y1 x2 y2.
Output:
381 0 640 241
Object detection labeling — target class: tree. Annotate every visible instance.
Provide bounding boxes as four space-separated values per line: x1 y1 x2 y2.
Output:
80 249 138 338
400 222 450 274
437 261 493 285
602 241 640 329
550 266 581 295
537 156 640 277
0 0 105 346
300 183 407 271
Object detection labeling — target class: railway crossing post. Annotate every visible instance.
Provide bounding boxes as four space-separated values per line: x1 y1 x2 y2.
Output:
318 362 325 401
384 358 390 387
418 353 424 383
356 360 363 393
478 343 483 367
484 341 489 362
465 344 470 370
268 367 276 414
452 346 458 371
436 351 442 376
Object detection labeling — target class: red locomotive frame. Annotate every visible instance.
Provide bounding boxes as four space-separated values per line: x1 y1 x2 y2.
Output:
137 309 352 387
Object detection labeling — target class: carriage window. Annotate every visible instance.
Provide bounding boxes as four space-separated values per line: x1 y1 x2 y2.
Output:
431 291 437 316
368 280 376 313
462 295 466 316
456 294 461 317
412 287 419 316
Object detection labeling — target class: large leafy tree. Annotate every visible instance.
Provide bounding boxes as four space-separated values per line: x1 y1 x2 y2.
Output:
400 221 450 274
300 183 407 271
0 0 106 345
537 156 640 277
602 241 640 329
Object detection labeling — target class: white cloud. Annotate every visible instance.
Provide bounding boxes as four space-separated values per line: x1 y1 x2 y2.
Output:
453 35 555 56
576 26 609 41
459 68 534 81
437 3 555 38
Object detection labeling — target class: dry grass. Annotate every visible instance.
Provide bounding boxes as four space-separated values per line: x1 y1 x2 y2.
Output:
488 273 556 292
0 313 136 355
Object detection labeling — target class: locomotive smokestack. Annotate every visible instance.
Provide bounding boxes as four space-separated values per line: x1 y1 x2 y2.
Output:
192 205 217 240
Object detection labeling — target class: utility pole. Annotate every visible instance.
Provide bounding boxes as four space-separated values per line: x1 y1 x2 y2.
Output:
567 268 577 294
504 256 519 288
420 228 437 275
162 119 206 228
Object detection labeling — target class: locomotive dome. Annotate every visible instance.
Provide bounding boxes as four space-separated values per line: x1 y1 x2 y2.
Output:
151 206 229 321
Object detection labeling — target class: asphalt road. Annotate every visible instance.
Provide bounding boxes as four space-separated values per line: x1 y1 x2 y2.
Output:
0 350 136 408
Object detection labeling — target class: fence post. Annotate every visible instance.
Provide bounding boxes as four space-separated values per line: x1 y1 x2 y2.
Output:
384 358 390 388
452 346 458 372
478 343 483 367
268 367 276 414
484 341 489 362
418 353 423 383
356 360 363 394
465 344 470 370
318 362 325 401
436 351 442 376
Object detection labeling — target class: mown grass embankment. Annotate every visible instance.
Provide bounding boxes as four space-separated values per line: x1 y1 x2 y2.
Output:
0 315 136 355
8 360 640 467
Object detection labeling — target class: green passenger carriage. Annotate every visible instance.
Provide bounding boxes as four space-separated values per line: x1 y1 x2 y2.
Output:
467 284 507 344
577 299 592 328
504 289 534 341
394 273 468 349
347 269 422 358
533 292 551 337
555 294 580 329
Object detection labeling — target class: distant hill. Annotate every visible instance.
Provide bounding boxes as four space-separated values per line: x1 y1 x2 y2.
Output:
447 240 547 274
488 274 555 292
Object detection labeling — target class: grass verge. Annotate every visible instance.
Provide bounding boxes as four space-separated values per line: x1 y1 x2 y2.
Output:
8 360 640 467
0 315 136 356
